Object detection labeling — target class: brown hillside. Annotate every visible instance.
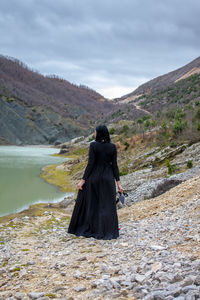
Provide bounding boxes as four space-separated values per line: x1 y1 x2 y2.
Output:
119 56 200 101
0 55 114 126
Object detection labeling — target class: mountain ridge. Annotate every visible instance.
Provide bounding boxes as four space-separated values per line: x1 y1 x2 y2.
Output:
118 56 200 102
0 55 115 145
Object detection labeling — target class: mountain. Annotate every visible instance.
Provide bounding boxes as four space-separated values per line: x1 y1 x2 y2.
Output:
103 57 200 149
118 56 200 103
101 57 200 127
0 55 114 145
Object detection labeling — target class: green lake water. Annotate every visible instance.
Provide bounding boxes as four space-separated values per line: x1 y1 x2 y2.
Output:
0 145 73 217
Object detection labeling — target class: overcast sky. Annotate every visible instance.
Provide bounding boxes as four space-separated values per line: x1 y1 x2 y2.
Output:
0 0 200 99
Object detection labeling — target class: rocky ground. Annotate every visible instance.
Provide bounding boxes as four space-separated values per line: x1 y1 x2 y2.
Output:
52 139 200 208
0 174 200 300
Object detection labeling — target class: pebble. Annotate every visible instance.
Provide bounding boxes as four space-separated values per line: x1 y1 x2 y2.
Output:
135 274 146 283
15 293 24 300
150 245 166 251
27 293 45 299
74 286 86 292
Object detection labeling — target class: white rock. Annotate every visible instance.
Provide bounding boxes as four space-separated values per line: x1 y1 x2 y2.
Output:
74 285 86 292
135 274 146 283
150 245 166 251
27 292 45 299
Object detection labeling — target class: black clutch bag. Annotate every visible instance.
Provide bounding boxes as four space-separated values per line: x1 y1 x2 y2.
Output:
116 191 128 205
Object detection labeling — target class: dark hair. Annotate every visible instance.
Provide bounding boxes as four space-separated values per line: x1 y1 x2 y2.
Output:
95 125 111 143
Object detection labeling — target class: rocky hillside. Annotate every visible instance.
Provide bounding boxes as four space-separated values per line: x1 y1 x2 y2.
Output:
101 60 200 146
0 96 85 145
0 55 116 145
118 56 200 102
103 74 200 149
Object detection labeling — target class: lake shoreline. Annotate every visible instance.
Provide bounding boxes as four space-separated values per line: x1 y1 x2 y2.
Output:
0 193 74 224
0 145 74 222
0 144 55 148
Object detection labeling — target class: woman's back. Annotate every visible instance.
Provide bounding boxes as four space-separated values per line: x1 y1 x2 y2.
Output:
82 141 120 182
92 141 115 162
68 125 121 240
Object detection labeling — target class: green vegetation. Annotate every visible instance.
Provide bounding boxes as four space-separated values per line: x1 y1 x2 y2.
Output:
2 259 9 267
10 267 21 272
172 119 187 135
120 124 131 137
165 159 176 175
111 109 123 118
7 97 15 102
197 107 200 119
88 134 95 142
109 127 115 134
144 119 151 129
122 124 129 132
45 294 57 299
137 115 150 124
138 73 200 110
123 141 130 150
70 147 88 156
186 160 193 169
119 166 128 176
40 164 75 192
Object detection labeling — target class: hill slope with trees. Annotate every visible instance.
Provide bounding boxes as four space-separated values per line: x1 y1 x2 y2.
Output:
0 55 115 145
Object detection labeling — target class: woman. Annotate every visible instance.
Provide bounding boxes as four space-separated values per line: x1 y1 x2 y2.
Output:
68 125 123 240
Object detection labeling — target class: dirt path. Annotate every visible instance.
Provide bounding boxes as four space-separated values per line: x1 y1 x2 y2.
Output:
133 103 152 116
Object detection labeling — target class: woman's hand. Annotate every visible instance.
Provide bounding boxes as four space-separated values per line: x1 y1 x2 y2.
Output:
77 179 85 190
117 181 123 193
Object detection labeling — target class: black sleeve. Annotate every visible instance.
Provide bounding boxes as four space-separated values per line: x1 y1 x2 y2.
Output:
82 143 95 180
111 144 120 181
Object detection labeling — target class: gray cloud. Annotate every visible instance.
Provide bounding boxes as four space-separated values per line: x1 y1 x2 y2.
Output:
0 0 200 98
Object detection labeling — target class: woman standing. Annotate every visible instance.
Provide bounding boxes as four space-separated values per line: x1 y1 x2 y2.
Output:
68 125 123 240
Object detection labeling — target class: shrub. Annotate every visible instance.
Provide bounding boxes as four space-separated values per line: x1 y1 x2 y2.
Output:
151 120 156 127
7 97 14 102
119 169 128 176
137 118 143 124
144 119 151 129
172 120 187 135
122 125 130 132
170 140 177 148
165 159 176 175
123 141 130 150
156 109 162 118
197 122 200 131
161 121 167 131
165 131 171 139
88 135 94 142
109 127 115 134
175 109 185 121
186 160 193 168
165 109 176 120
196 107 200 119
195 100 200 106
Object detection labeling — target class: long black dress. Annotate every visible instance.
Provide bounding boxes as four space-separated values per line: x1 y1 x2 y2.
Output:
67 140 120 240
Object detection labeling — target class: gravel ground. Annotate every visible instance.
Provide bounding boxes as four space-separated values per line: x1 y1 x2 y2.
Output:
0 175 199 300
